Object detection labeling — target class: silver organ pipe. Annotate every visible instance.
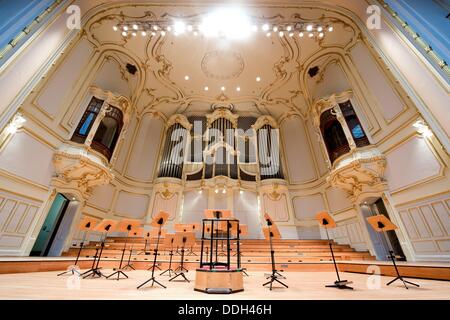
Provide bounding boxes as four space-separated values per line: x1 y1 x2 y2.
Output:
158 123 187 178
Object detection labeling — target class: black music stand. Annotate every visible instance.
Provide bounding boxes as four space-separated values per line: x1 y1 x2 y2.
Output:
137 212 169 289
262 214 288 290
82 219 118 279
160 234 176 277
170 232 195 283
58 216 98 276
316 211 353 290
367 215 419 289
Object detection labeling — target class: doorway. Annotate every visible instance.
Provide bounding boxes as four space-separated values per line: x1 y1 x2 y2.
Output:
360 197 406 261
30 193 71 256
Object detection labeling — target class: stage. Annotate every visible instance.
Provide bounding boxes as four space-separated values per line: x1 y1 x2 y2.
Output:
0 270 448 300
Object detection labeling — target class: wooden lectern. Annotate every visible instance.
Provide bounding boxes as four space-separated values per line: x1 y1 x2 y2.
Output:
82 219 118 279
367 215 419 289
262 213 288 290
170 232 196 283
58 216 100 276
316 211 353 290
137 212 169 289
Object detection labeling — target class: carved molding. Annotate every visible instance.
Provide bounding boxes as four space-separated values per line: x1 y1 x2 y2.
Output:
206 108 239 128
167 114 192 130
252 115 279 130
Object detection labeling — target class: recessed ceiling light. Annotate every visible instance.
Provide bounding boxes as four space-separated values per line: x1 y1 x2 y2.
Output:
317 26 323 32
215 189 219 194
193 31 198 36
319 32 324 38
221 86 226 91
287 26 292 31
306 24 313 31
299 32 304 37
121 31 127 37
123 26 128 31
153 25 158 31
328 26 334 32
187 25 193 32
222 189 226 194
309 33 314 38
279 31 284 37
240 190 244 195
273 26 278 32
184 75 190 80
167 26 172 32
151 31 156 36
132 32 137 37
256 76 261 82
113 26 118 31
132 24 138 30
204 86 209 91
266 32 271 37
289 32 294 37
262 24 270 31
236 86 241 91
161 31 166 36
141 31 147 36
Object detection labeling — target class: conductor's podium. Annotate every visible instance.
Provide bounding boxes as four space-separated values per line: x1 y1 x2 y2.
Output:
194 267 244 294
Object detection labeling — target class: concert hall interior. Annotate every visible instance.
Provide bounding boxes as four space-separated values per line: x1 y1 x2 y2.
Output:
0 0 449 301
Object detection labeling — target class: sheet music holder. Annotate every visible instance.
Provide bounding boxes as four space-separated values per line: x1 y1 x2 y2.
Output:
262 213 288 290
316 211 353 290
82 219 118 279
367 215 419 289
138 230 152 255
204 209 233 219
160 233 176 277
147 228 167 271
58 216 99 276
137 212 169 289
170 232 195 283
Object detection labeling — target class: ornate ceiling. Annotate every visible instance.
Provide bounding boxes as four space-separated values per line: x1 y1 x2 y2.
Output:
84 3 360 120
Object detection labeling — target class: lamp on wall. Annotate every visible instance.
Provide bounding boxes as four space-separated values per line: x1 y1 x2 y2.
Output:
5 113 26 135
413 119 433 138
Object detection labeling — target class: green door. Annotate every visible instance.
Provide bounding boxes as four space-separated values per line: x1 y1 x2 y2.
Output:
30 193 69 256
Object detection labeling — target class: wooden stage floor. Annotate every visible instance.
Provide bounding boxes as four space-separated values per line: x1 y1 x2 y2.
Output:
0 270 448 300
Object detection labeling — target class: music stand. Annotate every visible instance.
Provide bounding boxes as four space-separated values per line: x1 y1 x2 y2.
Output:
204 210 233 258
186 223 200 256
106 219 141 280
58 216 99 276
235 224 248 276
137 211 169 289
160 233 176 277
82 219 118 279
138 230 152 255
147 228 167 271
170 232 195 283
367 215 419 289
316 211 353 290
262 213 288 290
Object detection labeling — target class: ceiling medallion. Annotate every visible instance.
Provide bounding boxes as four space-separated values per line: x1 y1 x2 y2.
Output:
201 50 244 80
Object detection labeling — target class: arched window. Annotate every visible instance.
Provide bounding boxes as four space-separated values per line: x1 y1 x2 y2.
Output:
91 106 123 160
320 110 350 164
71 97 103 144
339 101 370 148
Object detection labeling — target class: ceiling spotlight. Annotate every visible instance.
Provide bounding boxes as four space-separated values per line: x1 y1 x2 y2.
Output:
184 75 190 80
306 24 313 31
236 86 241 91
113 26 118 31
174 20 186 34
287 26 292 31
222 189 226 194
121 31 127 37
215 189 219 194
151 31 156 36
153 25 158 31
187 25 193 32
193 31 198 36
328 26 334 32
273 26 278 32
132 24 138 30
317 26 323 32
262 23 270 31
204 86 209 91
221 86 226 91
319 32 324 38
266 32 271 37
167 26 172 32
198 189 203 194
240 190 244 195
279 31 284 37
141 31 147 36
309 33 314 38
256 76 261 82
132 32 137 37
123 26 128 31
289 32 294 37
161 31 166 36
299 32 304 37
